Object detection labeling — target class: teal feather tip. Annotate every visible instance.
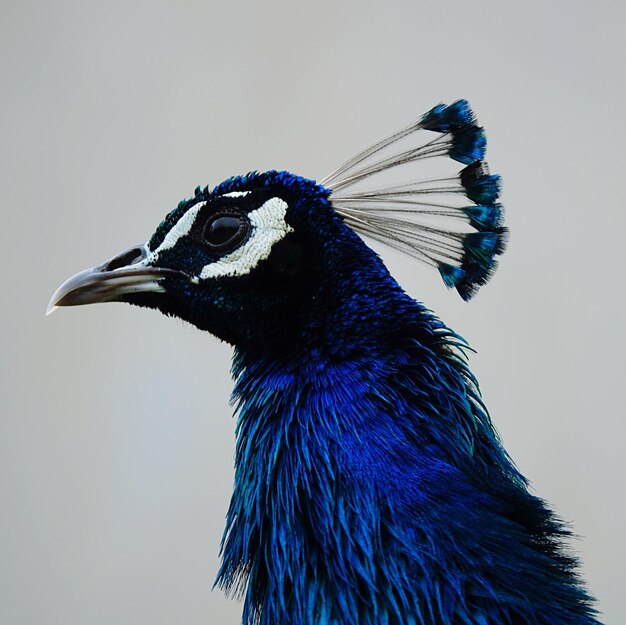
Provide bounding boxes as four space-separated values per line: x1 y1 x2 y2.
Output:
438 263 467 288
449 126 487 165
464 204 504 231
463 231 508 265
420 99 475 132
461 162 501 205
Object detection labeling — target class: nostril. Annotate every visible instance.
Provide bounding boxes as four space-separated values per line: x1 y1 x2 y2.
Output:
104 246 146 271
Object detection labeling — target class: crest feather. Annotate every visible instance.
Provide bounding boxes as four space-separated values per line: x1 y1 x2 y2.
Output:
323 100 507 300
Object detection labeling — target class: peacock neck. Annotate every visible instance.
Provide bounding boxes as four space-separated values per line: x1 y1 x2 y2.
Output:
212 236 598 625
216 310 526 624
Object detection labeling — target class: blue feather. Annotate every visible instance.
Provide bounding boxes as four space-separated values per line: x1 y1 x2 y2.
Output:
420 103 448 132
439 263 466 288
463 231 507 266
464 204 504 231
449 126 487 164
461 162 501 205
456 260 499 301
420 99 475 132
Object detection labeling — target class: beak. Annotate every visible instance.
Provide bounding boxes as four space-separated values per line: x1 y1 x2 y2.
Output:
47 243 179 315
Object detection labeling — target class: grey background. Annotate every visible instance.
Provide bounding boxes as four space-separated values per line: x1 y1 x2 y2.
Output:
2 1 624 623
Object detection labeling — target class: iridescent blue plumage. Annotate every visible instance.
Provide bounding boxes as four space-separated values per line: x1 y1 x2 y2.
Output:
420 99 475 132
463 231 506 265
438 263 467 289
205 171 599 625
460 162 502 206
50 103 601 625
449 125 487 164
421 100 486 164
465 204 504 231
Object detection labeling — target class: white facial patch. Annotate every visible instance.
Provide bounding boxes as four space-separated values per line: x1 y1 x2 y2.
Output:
145 192 252 263
144 195 293 281
196 197 292 281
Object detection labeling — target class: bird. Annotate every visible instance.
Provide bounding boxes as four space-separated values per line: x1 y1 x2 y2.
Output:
49 100 600 625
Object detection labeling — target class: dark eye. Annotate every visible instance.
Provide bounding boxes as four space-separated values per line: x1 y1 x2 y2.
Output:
201 212 250 252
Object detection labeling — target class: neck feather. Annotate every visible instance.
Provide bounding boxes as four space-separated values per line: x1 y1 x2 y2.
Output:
215 247 596 625
216 313 532 624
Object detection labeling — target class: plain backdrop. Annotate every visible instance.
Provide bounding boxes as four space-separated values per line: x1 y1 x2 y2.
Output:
1 1 624 623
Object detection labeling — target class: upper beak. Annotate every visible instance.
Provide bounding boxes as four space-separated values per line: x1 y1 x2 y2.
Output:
47 243 179 315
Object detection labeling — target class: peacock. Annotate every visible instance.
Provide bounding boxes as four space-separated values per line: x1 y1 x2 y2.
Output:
48 101 600 625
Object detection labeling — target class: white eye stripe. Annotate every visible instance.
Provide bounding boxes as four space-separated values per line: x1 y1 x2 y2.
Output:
145 202 206 263
221 191 251 198
195 197 292 281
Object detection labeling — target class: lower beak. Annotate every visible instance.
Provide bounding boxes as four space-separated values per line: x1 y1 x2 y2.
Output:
47 243 179 315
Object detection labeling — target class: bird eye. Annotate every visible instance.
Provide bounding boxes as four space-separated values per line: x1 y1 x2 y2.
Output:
201 212 250 252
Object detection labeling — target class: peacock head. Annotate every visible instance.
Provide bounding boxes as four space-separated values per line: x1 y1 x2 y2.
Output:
47 171 351 348
49 101 508 350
